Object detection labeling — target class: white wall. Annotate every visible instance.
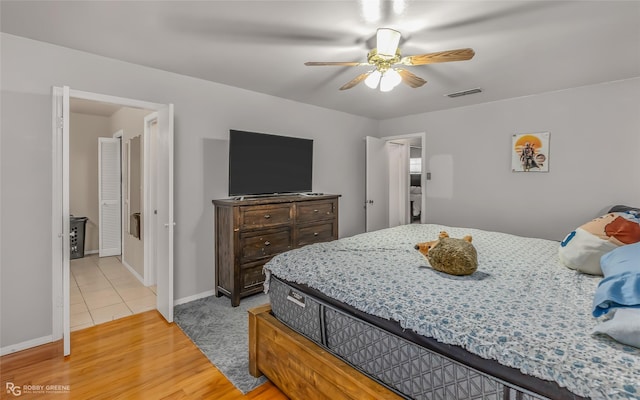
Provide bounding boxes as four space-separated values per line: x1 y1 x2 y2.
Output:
69 112 112 253
0 33 376 349
379 78 640 240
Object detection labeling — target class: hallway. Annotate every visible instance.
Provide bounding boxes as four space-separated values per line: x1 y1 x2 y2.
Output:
70 254 156 331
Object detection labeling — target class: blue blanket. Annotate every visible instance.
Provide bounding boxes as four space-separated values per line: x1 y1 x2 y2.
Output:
592 242 640 317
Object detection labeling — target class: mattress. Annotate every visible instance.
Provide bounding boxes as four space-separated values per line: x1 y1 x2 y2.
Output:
270 275 583 400
264 224 640 400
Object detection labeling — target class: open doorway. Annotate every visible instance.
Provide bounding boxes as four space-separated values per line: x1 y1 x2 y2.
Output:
52 87 174 356
67 99 157 331
409 143 423 224
365 133 427 232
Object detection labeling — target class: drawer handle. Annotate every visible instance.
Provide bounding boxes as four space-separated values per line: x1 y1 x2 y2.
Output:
264 241 271 246
264 214 271 219
313 209 319 213
313 232 319 236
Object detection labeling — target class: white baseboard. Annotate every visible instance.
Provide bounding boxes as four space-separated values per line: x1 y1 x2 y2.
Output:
121 259 145 285
1 335 54 356
174 290 216 306
84 249 99 255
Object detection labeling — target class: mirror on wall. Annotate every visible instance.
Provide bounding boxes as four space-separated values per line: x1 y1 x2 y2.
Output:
127 135 142 239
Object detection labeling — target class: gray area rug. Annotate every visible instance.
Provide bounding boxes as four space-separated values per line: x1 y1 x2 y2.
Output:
174 293 269 394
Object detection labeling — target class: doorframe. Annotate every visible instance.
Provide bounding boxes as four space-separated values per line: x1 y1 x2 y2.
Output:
51 88 171 355
379 132 427 224
113 130 124 261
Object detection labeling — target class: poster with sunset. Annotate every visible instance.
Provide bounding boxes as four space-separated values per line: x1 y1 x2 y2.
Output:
512 132 550 172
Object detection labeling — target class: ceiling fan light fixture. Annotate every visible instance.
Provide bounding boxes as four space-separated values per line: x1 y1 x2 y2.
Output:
376 28 401 58
305 29 474 92
379 70 401 92
379 80 394 92
364 70 382 89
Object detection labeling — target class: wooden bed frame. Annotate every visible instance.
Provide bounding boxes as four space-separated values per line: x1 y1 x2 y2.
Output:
248 304 403 400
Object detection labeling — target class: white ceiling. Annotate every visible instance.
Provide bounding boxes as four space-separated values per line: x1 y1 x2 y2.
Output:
2 1 639 120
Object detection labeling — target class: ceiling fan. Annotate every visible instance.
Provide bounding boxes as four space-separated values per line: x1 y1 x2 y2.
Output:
305 28 475 92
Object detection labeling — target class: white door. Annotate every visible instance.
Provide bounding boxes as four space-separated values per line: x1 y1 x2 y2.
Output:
143 115 158 287
387 142 409 227
155 105 174 322
98 138 122 257
365 136 390 232
52 86 71 356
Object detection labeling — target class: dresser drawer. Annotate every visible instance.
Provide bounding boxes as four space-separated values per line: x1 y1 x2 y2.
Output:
296 221 336 247
240 204 292 229
242 262 266 291
297 200 336 223
240 228 291 262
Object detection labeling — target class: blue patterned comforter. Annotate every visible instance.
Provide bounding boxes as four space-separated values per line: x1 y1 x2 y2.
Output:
264 224 640 400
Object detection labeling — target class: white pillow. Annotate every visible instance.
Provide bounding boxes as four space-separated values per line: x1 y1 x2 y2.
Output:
559 228 617 275
592 308 640 348
559 211 640 275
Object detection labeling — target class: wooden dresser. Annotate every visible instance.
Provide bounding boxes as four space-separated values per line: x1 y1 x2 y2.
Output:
213 194 339 306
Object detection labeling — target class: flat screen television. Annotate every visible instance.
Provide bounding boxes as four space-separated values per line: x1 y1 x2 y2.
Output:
228 130 313 196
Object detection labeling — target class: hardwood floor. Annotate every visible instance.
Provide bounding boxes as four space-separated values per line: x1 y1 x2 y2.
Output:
0 311 288 399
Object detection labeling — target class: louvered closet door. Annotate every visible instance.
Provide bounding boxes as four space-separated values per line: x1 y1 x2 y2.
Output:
99 137 122 257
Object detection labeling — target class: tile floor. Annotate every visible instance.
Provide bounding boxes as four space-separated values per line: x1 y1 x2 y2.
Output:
70 254 157 331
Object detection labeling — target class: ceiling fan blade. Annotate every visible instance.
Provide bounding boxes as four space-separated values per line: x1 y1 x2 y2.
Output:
305 61 366 66
400 48 475 66
339 72 371 90
396 69 427 88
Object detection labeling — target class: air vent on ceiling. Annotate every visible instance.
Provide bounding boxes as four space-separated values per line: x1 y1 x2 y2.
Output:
445 88 482 98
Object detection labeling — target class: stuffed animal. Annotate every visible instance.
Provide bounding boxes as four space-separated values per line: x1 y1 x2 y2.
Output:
415 231 478 276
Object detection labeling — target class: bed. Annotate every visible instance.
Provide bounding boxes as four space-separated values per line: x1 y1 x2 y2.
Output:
248 224 639 400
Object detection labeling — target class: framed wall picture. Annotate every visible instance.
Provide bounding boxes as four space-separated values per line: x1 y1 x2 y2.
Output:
512 132 550 172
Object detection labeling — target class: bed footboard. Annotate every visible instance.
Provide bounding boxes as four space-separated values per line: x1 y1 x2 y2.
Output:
248 304 402 400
